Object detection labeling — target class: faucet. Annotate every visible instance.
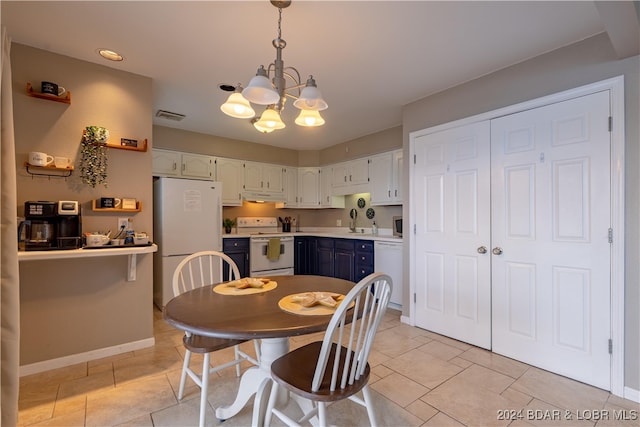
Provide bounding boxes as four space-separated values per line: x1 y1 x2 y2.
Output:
349 209 357 232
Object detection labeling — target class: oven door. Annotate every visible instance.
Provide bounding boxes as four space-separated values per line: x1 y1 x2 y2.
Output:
250 236 294 275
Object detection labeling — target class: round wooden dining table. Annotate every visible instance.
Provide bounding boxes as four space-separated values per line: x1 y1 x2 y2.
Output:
163 274 356 421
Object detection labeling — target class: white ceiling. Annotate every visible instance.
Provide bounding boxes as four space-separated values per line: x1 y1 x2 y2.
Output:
1 1 618 150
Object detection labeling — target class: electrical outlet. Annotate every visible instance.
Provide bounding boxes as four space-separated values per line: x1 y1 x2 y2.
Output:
336 219 342 227
117 217 129 230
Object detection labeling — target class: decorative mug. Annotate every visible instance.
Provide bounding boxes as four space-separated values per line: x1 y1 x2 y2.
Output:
41 81 66 97
86 234 110 247
99 197 121 208
54 156 72 168
29 151 54 166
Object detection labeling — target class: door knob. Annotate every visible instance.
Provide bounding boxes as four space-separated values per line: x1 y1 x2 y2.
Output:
477 246 487 254
492 247 503 255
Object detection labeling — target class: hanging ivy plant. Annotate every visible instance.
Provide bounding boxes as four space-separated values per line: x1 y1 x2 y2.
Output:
80 126 109 188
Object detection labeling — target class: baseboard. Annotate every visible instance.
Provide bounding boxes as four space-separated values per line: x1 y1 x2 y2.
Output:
19 337 155 377
624 386 640 403
400 314 412 325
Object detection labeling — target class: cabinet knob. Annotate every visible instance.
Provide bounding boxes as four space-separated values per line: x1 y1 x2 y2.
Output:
477 246 487 254
492 247 503 255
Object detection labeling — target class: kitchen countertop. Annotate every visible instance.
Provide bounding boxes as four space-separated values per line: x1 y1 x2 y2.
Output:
222 230 403 243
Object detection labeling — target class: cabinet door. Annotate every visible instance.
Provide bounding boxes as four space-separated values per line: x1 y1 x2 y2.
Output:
263 164 284 193
369 152 393 205
331 163 348 187
298 168 320 207
216 158 244 206
349 158 369 185
334 239 355 281
283 167 298 207
223 238 249 280
320 166 345 208
316 238 334 277
181 153 213 179
295 237 317 274
152 149 180 176
392 150 403 203
243 161 264 191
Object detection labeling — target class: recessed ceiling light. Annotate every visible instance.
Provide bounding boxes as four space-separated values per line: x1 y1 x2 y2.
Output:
219 84 236 92
97 49 124 61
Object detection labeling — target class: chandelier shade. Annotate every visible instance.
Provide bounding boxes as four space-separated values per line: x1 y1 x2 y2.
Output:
295 109 325 127
220 90 256 119
292 76 328 111
220 0 327 133
242 66 280 105
254 107 286 132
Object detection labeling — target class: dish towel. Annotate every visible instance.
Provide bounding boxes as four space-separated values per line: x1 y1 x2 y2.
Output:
267 238 281 261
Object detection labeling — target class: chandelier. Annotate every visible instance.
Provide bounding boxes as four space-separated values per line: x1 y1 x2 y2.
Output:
220 0 327 133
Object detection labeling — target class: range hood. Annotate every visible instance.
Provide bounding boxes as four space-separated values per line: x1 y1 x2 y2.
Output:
242 191 286 203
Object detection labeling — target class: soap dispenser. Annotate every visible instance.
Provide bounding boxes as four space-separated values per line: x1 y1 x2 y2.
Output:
371 221 378 236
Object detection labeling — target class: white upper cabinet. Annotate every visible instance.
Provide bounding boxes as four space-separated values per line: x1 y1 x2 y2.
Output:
282 167 298 207
320 166 345 208
216 157 244 206
297 167 320 208
152 149 214 180
152 149 180 176
244 161 285 194
369 149 403 205
331 158 370 195
181 153 214 179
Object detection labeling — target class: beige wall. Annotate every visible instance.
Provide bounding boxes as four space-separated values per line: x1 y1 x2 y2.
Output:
402 33 640 391
320 126 402 165
12 43 154 365
153 125 299 166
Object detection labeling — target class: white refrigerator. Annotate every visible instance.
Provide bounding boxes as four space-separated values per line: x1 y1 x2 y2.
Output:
153 177 222 308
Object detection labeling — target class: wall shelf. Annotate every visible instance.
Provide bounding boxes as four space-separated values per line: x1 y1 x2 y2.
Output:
82 130 147 152
105 138 147 152
24 162 74 179
26 82 71 104
91 199 142 212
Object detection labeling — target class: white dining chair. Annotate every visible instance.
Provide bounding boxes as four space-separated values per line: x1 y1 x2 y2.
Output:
172 250 261 427
263 272 392 427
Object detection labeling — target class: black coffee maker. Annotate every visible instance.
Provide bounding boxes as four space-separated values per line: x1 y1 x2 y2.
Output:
19 201 82 250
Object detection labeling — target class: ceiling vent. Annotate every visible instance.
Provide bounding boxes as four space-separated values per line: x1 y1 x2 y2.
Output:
155 110 186 121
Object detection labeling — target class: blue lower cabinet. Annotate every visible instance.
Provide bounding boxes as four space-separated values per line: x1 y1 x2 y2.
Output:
296 236 375 282
316 238 334 277
355 240 374 281
334 239 356 281
294 236 317 275
222 238 249 280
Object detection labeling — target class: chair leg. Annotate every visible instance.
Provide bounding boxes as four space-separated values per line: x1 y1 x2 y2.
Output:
252 377 273 427
199 352 211 427
263 380 280 427
361 385 377 427
233 345 241 377
178 349 191 400
317 402 327 427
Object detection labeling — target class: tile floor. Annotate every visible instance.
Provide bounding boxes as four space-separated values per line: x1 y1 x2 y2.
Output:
18 307 639 427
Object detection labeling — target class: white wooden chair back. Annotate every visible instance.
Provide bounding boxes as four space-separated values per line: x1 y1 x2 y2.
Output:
312 272 392 393
172 250 240 297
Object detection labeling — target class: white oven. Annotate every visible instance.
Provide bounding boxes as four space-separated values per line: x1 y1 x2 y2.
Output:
237 217 295 277
249 235 294 277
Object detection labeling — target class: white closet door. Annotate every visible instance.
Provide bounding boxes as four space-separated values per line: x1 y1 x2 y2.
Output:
413 121 492 349
490 90 611 389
